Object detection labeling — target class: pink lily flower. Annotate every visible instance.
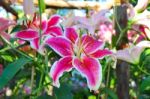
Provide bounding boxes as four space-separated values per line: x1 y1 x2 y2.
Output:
0 17 15 32
12 15 63 54
127 25 148 43
0 17 16 41
97 23 115 44
45 27 112 91
23 0 35 15
75 10 111 35
116 40 150 64
127 10 150 43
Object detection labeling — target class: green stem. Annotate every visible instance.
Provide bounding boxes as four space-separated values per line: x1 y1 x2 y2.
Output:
37 73 44 96
13 78 27 95
1 37 33 60
105 64 111 99
114 6 129 46
137 65 150 75
38 0 42 44
30 66 35 93
45 50 49 74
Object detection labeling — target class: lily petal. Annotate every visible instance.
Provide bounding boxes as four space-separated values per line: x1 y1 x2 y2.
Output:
90 49 112 59
65 27 78 43
0 18 16 32
37 43 46 55
48 15 61 26
134 0 149 12
92 9 110 25
81 35 104 54
73 56 102 91
13 29 39 40
46 37 73 56
30 38 39 50
0 32 11 41
116 48 134 64
116 40 150 64
50 56 73 87
23 0 35 15
41 20 48 32
137 40 150 47
45 26 63 36
75 16 90 26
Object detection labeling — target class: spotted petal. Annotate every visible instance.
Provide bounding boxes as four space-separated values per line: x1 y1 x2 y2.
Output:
81 35 104 54
13 29 39 40
73 56 102 91
48 15 61 26
50 56 73 87
46 37 73 57
90 49 112 59
65 27 78 43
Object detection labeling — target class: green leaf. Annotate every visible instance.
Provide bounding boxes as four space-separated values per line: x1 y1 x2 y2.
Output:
38 0 45 13
1 54 13 62
140 49 150 70
140 76 150 92
38 94 55 99
53 83 73 99
0 57 31 89
11 25 23 33
103 88 118 99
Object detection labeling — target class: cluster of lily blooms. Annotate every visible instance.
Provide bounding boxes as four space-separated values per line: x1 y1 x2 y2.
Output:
0 0 150 91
